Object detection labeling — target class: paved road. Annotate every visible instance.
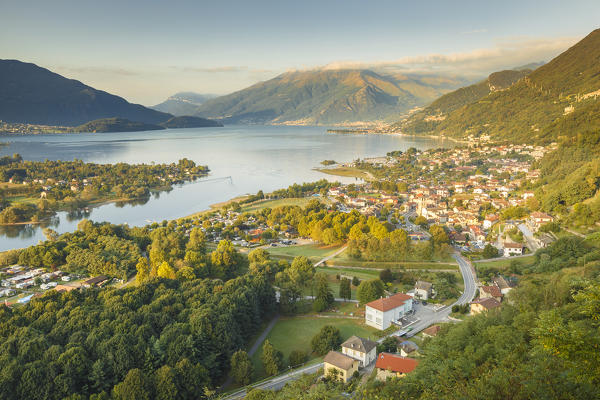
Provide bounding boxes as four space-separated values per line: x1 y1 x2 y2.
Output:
315 245 348 266
221 253 479 398
518 223 539 252
221 362 323 399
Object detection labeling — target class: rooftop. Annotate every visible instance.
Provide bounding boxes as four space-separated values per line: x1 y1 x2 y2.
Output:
375 353 419 373
324 351 356 370
366 293 413 312
341 335 377 354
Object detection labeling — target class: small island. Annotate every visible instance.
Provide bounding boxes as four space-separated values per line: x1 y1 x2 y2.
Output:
0 155 209 225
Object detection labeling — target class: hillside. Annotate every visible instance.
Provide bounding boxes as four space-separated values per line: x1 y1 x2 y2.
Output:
152 92 217 116
0 60 169 126
72 118 164 133
396 29 600 143
193 69 469 125
398 69 531 134
159 115 223 128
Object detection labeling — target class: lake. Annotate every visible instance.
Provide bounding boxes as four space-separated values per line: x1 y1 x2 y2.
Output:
0 125 454 250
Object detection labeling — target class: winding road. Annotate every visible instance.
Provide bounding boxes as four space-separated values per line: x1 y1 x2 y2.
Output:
220 251 478 399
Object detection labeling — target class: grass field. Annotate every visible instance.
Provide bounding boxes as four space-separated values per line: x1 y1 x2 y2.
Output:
240 197 325 213
267 243 343 262
326 255 458 270
314 167 370 180
474 255 536 270
250 316 377 379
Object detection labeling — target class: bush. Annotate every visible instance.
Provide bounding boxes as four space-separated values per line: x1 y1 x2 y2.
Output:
288 350 307 367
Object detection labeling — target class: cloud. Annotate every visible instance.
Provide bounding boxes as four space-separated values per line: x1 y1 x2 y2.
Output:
320 35 578 76
57 66 139 76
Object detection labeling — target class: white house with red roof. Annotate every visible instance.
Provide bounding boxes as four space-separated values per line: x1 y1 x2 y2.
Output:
365 293 414 330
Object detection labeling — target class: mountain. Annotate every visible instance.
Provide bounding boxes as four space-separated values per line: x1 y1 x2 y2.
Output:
0 60 182 127
152 92 217 116
397 69 531 135
396 29 600 143
193 69 470 125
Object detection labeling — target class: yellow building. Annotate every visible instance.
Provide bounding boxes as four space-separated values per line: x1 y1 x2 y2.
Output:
323 351 359 382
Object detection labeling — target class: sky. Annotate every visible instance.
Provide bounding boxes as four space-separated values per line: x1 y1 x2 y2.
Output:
1 0 599 105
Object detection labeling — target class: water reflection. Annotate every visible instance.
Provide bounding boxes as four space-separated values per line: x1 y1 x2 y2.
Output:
0 126 455 250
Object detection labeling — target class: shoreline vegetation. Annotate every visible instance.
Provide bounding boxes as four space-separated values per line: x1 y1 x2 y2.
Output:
0 156 209 225
0 116 222 135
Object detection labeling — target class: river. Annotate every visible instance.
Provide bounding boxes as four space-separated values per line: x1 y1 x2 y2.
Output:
0 125 454 250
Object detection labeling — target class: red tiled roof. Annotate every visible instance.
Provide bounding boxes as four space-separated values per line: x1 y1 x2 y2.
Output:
375 353 418 373
481 285 502 298
366 293 412 312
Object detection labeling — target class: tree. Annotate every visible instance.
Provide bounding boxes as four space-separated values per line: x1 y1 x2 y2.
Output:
155 365 178 400
288 350 307 367
112 369 153 400
482 244 499 259
261 340 283 376
379 268 393 283
339 278 351 301
429 225 449 244
157 261 176 279
313 272 334 312
377 336 398 353
414 215 428 228
230 350 253 385
357 279 385 304
311 325 342 356
352 276 360 287
288 256 315 289
136 258 150 284
210 240 243 280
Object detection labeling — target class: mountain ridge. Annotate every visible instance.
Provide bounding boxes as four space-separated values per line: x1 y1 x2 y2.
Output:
396 29 600 143
192 69 471 125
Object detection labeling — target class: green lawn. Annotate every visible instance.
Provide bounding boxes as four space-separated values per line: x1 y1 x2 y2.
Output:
326 254 458 270
474 255 536 270
250 316 377 380
267 243 343 262
240 197 325 213
314 167 370 179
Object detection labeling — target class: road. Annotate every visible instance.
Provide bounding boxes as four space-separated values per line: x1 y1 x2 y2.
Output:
220 362 323 399
518 223 539 252
314 245 348 266
221 252 479 398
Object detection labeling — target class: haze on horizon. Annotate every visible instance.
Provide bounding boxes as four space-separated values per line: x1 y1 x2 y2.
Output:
1 0 599 105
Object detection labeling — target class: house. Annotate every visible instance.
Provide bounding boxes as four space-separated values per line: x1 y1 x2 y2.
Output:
341 335 377 368
491 276 515 295
422 325 441 338
414 280 433 300
375 353 419 381
398 340 419 357
323 351 359 382
503 242 524 257
365 293 414 331
480 285 503 302
470 297 501 314
527 211 553 232
83 275 110 288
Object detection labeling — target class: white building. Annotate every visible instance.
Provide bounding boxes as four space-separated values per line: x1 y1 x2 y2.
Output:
341 335 377 368
414 281 433 300
365 293 414 331
503 242 525 257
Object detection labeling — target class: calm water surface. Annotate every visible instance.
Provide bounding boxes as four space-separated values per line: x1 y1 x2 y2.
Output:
0 125 453 250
